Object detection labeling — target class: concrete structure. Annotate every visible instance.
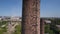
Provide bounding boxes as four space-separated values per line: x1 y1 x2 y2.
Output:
22 0 40 34
5 17 21 34
7 21 19 34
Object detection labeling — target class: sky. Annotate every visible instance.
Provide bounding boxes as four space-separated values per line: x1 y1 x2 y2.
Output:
0 0 22 16
0 0 60 17
41 0 60 17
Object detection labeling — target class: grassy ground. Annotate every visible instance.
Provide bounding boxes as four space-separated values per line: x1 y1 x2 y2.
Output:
0 21 7 34
0 27 7 34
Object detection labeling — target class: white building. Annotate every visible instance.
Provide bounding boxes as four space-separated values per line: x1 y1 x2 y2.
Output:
44 20 51 24
56 25 60 29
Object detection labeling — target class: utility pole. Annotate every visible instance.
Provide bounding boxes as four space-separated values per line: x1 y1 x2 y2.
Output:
22 0 40 34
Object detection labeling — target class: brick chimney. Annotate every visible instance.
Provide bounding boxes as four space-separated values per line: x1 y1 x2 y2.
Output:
22 0 40 34
40 19 44 34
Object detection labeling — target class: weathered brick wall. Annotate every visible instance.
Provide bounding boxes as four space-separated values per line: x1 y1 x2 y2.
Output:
22 0 40 34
